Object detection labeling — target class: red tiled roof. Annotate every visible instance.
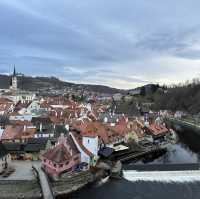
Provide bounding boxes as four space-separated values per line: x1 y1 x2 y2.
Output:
0 103 12 112
44 97 76 107
8 112 20 116
71 120 128 144
0 98 14 113
0 97 13 104
148 124 168 136
49 116 64 124
10 120 33 126
2 125 24 140
43 144 72 164
2 125 36 140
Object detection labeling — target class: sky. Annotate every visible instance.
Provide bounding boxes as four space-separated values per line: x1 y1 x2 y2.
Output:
1 0 200 89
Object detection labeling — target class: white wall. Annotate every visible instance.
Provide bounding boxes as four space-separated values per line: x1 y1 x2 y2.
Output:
82 136 99 156
0 129 4 140
69 133 91 164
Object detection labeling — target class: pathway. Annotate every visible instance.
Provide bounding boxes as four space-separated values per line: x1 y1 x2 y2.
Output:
33 164 54 199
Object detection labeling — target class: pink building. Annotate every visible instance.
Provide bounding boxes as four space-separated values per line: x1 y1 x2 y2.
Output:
41 134 81 177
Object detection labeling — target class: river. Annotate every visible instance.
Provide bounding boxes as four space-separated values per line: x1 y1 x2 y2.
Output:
67 130 200 199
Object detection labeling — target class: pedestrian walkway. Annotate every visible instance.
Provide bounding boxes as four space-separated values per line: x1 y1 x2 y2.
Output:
33 164 54 199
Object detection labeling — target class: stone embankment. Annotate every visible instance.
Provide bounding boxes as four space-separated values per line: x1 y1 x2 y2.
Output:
0 161 42 199
0 160 119 198
0 180 41 199
52 170 97 197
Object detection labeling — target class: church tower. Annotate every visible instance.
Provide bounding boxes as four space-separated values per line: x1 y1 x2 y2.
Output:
10 66 18 91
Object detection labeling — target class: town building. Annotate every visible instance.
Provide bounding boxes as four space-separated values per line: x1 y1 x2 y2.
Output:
41 134 81 177
1 123 36 142
3 138 51 160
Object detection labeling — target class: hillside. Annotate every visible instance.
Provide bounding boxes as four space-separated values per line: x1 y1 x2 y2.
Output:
0 74 123 94
153 82 200 114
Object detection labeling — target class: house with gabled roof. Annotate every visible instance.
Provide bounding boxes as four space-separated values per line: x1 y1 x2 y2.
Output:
41 134 81 177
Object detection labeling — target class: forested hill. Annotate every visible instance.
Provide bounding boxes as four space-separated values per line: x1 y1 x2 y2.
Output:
153 82 200 114
0 74 123 94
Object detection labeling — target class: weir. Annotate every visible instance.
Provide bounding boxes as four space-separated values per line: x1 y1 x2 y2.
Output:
123 170 200 182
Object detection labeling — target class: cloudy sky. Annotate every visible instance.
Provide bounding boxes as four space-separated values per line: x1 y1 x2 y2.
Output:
1 0 200 89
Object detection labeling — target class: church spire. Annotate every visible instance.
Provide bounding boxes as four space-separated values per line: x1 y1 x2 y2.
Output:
10 65 18 91
13 65 16 76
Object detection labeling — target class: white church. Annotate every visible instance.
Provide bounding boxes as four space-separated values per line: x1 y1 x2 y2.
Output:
3 67 36 103
9 66 18 91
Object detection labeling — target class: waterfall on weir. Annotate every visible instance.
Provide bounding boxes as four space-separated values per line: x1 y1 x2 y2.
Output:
123 170 200 182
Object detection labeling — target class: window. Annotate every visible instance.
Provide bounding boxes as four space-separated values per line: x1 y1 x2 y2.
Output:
88 139 90 144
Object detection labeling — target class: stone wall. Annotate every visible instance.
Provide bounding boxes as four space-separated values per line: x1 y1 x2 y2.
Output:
0 180 42 199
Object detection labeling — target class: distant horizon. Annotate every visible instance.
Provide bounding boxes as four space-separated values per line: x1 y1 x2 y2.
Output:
0 70 199 91
1 1 200 89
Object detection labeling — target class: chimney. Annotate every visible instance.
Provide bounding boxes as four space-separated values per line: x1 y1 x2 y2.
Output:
65 124 69 131
70 148 73 156
40 123 43 132
58 133 65 145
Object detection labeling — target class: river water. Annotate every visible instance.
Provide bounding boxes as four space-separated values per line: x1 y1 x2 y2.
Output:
68 130 200 199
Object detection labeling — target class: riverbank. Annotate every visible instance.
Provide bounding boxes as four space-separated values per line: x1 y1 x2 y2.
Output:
166 117 200 136
0 161 108 199
67 128 200 199
0 180 41 199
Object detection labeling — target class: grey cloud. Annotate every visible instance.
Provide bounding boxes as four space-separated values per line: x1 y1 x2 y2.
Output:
1 0 200 88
